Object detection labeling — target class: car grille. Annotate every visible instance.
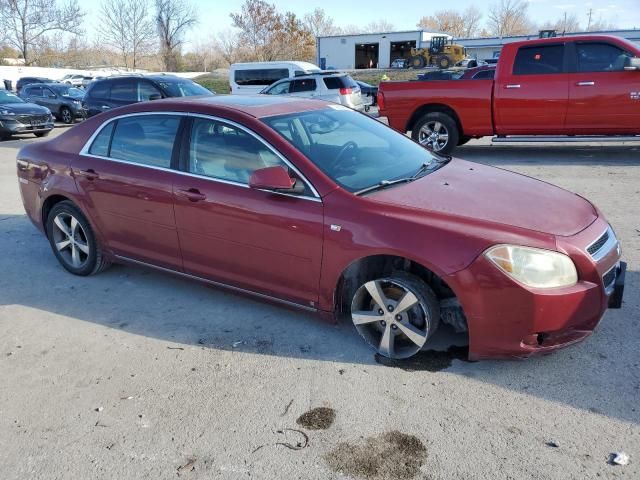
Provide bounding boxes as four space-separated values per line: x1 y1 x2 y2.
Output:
16 114 49 124
587 230 609 255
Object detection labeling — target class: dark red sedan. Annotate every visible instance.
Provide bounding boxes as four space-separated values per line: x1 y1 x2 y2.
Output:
16 96 625 360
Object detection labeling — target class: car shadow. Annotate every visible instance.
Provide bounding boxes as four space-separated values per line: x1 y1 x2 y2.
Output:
1 213 638 425
456 143 640 166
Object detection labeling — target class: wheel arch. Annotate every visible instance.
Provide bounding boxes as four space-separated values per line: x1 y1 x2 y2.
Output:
41 194 73 237
406 103 463 137
333 254 459 314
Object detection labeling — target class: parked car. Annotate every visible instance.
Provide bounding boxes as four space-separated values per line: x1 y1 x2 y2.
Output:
17 95 625 360
460 65 496 80
20 83 86 124
0 89 54 139
16 77 56 95
356 81 378 108
262 72 365 111
61 74 88 87
378 34 640 153
455 58 488 68
390 58 409 69
82 75 213 117
229 61 321 94
417 70 465 81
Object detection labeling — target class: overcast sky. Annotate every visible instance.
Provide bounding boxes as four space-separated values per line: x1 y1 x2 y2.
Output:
84 0 640 47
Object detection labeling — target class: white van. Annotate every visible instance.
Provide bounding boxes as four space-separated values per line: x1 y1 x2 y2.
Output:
229 61 321 94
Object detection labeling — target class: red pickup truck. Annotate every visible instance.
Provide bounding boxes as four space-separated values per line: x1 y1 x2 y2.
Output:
378 35 640 154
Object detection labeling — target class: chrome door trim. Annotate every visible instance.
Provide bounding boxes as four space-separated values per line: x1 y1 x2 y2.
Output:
78 111 322 202
114 254 318 312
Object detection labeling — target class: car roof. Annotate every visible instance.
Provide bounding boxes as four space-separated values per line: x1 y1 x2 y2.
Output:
509 34 639 50
119 94 331 119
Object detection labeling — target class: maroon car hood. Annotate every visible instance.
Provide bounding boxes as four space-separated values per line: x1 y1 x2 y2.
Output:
370 159 597 236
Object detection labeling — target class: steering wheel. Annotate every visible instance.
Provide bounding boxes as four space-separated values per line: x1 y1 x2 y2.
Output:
329 141 358 173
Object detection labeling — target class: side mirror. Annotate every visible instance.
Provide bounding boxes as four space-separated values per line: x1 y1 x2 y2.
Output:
249 166 303 194
624 57 640 71
149 93 162 101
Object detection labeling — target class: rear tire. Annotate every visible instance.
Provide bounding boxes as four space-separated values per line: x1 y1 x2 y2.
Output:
34 131 50 138
437 55 451 69
60 106 73 124
46 201 110 276
412 112 459 154
411 55 426 68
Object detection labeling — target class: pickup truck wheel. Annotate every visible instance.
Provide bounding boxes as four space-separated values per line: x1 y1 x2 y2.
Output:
412 112 459 154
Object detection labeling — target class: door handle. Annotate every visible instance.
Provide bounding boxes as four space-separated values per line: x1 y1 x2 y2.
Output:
176 188 206 202
505 84 521 89
78 168 99 180
576 81 595 86
100 105 111 110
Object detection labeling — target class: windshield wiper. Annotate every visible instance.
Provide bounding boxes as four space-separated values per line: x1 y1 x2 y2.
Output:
354 178 415 196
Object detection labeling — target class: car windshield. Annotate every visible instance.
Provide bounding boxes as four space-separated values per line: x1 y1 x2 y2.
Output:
158 80 212 97
53 85 84 98
0 90 24 104
263 107 442 193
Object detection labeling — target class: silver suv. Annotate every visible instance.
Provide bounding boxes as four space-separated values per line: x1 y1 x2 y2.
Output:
261 72 365 111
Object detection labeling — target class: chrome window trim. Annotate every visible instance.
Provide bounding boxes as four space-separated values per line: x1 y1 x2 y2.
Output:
79 111 322 202
114 254 317 312
586 225 618 262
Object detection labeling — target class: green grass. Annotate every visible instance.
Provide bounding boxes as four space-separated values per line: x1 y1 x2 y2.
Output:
193 74 229 94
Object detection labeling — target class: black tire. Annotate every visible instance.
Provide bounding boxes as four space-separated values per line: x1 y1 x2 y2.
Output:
0 133 9 141
46 200 110 276
411 55 426 68
411 112 459 155
34 131 51 138
437 55 451 69
349 270 440 359
60 106 73 124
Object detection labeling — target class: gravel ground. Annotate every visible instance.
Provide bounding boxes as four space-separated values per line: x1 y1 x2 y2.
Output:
0 130 639 479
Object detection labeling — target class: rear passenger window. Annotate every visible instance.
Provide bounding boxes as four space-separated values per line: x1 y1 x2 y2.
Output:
88 122 115 157
109 115 180 168
188 118 286 184
110 80 137 101
89 82 110 100
575 42 631 72
513 45 565 75
291 79 316 92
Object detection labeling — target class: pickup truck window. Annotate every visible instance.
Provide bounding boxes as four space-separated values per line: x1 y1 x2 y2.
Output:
575 42 632 72
513 45 564 75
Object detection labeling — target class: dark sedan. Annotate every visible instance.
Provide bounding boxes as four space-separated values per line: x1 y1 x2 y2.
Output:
0 90 54 140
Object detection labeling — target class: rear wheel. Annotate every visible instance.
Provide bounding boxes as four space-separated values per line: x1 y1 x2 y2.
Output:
437 55 452 69
60 106 73 124
46 201 110 276
412 112 459 154
350 272 439 359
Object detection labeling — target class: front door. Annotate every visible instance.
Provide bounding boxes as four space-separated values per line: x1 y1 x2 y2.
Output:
172 117 324 307
494 42 569 135
566 41 640 134
72 114 183 269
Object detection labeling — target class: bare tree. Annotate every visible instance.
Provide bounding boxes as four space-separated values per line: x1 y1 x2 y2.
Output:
303 8 339 38
417 7 482 38
587 17 617 32
541 12 581 34
362 19 395 33
0 0 84 65
99 0 155 69
230 0 282 61
486 0 533 37
462 6 483 37
155 0 197 71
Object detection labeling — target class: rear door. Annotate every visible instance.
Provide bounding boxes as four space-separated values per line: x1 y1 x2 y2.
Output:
566 41 640 134
172 116 324 307
494 42 569 134
73 114 184 269
289 78 317 98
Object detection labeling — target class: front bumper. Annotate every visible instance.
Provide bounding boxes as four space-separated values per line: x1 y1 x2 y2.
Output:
0 118 54 134
450 219 624 360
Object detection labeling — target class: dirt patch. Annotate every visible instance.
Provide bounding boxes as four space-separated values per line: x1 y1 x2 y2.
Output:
296 407 336 430
374 346 470 372
325 430 427 480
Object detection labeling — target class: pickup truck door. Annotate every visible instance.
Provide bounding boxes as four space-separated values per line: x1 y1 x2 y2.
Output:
494 43 569 134
566 41 640 134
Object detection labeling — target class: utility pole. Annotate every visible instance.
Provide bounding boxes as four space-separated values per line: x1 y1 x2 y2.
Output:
586 8 593 31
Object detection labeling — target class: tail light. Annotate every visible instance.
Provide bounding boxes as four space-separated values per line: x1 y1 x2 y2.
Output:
377 91 385 111
339 87 353 95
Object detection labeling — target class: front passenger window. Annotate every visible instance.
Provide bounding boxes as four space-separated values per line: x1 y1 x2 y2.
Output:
188 118 286 184
576 42 631 72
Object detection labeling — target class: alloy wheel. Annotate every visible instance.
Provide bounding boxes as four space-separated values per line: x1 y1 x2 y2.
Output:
61 108 73 124
51 213 90 269
351 279 431 359
418 121 449 151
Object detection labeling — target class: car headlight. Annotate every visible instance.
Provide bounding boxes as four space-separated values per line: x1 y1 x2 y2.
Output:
485 245 578 289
